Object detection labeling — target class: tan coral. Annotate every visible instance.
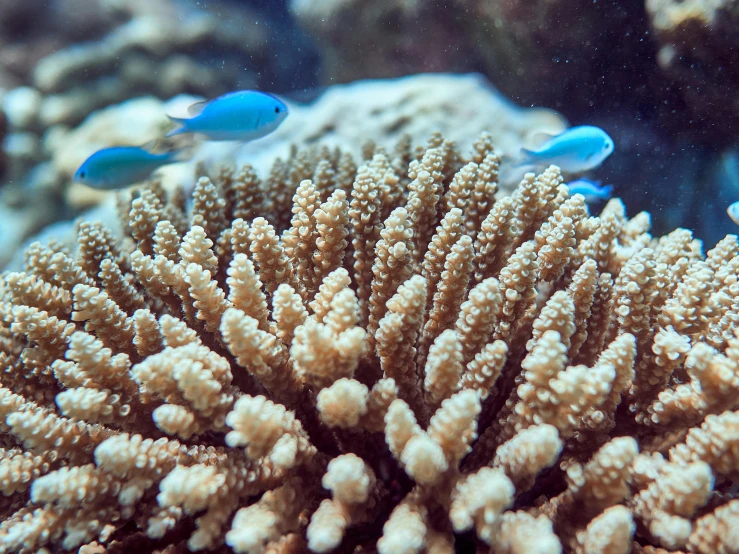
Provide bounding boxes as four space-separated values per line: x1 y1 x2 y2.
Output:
376 275 427 414
225 395 315 470
313 189 350 293
574 505 635 554
687 500 739 554
316 378 369 428
271 284 307 346
226 254 270 332
418 234 474 366
632 460 714 549
450 467 514 544
307 454 377 552
493 423 563 490
0 136 737 553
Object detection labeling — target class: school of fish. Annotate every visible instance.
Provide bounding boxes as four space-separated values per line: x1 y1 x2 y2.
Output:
74 91 289 190
75 96 621 196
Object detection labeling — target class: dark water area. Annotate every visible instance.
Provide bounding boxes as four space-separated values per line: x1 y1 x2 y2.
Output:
185 0 321 92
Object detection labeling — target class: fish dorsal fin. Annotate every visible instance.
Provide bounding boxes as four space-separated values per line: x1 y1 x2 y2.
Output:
188 100 210 117
527 131 559 148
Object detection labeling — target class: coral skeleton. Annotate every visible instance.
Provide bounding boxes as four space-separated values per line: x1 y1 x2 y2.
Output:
0 132 737 553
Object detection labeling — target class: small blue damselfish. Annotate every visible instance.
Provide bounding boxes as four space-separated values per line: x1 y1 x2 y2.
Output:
517 125 614 173
74 145 186 190
566 179 614 203
166 90 289 141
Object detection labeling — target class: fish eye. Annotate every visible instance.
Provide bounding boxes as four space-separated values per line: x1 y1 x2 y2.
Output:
274 106 280 114
79 171 86 178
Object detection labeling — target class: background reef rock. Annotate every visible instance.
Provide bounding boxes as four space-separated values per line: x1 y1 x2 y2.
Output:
287 0 739 247
0 95 196 270
0 0 315 270
288 0 476 81
1 0 736 270
289 0 645 119
0 0 268 186
646 0 739 142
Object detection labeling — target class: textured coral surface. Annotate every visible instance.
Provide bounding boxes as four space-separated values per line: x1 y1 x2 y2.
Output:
0 133 737 553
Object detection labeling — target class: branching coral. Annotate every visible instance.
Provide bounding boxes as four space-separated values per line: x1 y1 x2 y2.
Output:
0 132 737 553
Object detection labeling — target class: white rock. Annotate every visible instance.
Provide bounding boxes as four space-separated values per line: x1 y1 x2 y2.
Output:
2 87 43 129
3 132 39 160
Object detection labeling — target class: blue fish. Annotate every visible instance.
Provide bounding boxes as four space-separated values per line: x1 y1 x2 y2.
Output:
74 145 186 190
517 125 614 173
166 91 289 141
566 179 614 203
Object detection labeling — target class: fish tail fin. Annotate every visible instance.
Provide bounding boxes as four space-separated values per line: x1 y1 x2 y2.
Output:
603 184 614 197
513 148 536 168
165 116 188 138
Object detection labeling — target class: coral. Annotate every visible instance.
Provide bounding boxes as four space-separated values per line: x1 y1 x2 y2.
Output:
0 132 737 553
